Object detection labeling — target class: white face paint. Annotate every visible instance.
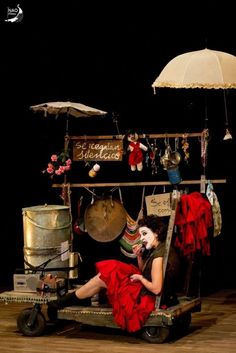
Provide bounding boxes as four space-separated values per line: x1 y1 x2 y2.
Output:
139 226 156 250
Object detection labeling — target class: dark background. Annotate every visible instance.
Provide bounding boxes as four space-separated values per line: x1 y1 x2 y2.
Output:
0 1 235 293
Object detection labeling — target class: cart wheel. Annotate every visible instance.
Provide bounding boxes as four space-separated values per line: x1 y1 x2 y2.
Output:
17 308 46 337
176 312 192 331
173 312 192 339
141 326 171 343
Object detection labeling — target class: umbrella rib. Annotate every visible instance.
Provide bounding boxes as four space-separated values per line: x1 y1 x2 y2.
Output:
72 108 95 117
209 50 224 83
182 52 196 85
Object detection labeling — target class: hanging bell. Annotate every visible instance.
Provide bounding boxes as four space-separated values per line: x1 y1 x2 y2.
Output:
223 128 233 141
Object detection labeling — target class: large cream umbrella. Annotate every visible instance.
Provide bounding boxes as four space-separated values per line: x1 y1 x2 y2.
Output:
152 48 236 90
152 48 236 140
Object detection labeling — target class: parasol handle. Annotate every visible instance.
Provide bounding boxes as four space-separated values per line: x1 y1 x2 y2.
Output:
66 106 70 135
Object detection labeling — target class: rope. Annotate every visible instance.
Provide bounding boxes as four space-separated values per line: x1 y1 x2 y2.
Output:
83 187 97 197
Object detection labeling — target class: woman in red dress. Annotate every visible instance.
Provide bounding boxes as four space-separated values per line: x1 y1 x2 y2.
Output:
48 215 178 332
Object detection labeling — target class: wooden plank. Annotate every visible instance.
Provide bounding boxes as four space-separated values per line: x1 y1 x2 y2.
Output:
57 296 201 328
70 135 124 140
70 132 203 140
52 179 227 188
0 291 57 304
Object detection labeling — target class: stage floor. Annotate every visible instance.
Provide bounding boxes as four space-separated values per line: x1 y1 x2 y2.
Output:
0 288 236 352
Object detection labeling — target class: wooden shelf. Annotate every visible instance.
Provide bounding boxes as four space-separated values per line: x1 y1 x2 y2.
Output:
52 179 226 188
69 132 203 140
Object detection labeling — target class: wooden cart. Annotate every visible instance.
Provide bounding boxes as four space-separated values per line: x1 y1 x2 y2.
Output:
0 190 201 343
0 289 201 343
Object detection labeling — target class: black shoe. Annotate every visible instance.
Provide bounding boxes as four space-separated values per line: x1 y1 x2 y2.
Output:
47 292 91 321
47 301 60 321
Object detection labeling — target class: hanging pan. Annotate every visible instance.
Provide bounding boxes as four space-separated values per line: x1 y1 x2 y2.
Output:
84 198 127 242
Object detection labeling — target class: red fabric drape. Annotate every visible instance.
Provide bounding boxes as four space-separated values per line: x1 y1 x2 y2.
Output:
174 192 213 256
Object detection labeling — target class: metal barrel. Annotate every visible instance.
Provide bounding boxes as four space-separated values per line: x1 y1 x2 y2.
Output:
22 204 72 278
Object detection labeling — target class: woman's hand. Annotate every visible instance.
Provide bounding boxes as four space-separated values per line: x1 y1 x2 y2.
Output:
130 274 143 282
132 243 144 257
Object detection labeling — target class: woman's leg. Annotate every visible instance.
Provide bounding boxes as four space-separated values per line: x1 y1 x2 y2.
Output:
47 273 107 319
75 273 107 299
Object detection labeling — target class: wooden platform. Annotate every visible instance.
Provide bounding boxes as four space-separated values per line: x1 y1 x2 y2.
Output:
0 289 236 352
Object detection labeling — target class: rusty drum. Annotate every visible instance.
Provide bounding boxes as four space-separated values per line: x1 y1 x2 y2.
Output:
22 204 72 277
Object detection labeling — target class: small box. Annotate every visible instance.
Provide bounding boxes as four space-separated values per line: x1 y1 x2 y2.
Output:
13 274 41 293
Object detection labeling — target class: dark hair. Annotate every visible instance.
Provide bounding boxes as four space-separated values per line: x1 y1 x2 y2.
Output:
123 129 139 156
138 214 167 242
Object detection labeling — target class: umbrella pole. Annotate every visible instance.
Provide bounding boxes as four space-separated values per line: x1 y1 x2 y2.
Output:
201 92 209 180
66 115 69 136
204 92 208 130
112 112 121 135
62 112 71 206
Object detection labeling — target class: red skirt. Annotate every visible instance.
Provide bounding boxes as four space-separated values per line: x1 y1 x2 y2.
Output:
96 259 156 332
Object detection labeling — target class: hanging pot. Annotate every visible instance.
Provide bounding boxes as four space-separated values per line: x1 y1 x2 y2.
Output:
169 151 181 166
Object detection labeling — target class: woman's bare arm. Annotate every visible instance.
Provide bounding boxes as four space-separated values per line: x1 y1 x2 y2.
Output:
130 257 163 295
